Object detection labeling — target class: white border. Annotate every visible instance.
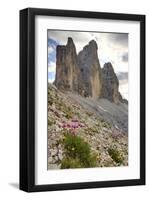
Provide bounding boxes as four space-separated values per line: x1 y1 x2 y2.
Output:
35 16 140 185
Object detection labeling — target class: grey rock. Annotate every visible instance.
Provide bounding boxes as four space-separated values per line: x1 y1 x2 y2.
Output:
48 157 53 163
48 164 60 170
101 62 121 104
58 153 63 161
54 38 126 104
51 148 57 156
54 37 79 92
54 156 59 161
77 40 102 98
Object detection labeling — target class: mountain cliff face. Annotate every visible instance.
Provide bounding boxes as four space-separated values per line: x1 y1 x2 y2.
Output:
77 40 102 98
101 62 122 104
54 38 126 104
55 37 79 92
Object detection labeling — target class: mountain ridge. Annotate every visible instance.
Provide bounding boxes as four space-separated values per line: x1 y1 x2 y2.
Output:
54 37 128 104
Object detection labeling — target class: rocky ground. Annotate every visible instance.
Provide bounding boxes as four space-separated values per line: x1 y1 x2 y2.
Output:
48 83 128 170
68 93 128 133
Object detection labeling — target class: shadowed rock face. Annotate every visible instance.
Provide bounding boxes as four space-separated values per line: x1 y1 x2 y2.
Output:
54 38 126 104
54 37 79 92
101 62 121 104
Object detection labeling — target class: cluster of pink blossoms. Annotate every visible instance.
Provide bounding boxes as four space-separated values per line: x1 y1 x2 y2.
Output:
59 119 85 136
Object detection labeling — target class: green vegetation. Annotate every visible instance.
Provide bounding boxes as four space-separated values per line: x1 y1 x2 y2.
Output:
108 146 124 164
61 158 82 168
61 133 97 169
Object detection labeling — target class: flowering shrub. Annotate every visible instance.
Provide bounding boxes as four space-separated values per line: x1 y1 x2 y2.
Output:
59 119 97 169
59 119 85 136
60 133 97 169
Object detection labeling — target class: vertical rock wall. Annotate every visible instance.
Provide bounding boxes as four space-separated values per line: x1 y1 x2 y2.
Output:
54 37 124 104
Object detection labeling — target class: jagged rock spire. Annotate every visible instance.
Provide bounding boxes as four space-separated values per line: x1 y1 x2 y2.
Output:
77 40 102 98
101 62 121 103
54 38 124 104
54 37 79 91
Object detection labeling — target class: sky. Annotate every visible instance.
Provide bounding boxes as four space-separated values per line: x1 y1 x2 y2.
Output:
48 30 128 100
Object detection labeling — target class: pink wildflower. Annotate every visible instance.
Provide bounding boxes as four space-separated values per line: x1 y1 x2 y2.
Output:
60 119 85 136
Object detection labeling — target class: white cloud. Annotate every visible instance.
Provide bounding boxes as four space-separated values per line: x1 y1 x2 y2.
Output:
119 82 128 100
48 46 54 54
48 62 56 83
48 76 55 83
48 62 56 73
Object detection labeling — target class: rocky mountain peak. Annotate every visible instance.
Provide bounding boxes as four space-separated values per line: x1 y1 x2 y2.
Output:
80 40 98 58
67 37 74 46
54 38 78 91
103 62 114 70
102 62 119 85
89 39 98 49
77 40 102 98
54 38 125 104
101 62 120 103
